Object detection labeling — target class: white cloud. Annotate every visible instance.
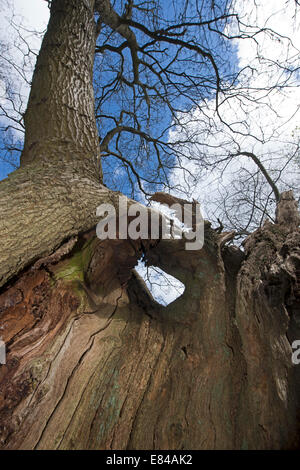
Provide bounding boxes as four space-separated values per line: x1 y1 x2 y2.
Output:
0 0 49 132
135 260 185 306
231 0 300 72
167 0 300 229
0 78 6 106
0 0 49 49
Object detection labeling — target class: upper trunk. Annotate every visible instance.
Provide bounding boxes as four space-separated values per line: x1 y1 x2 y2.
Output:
0 0 107 288
21 0 101 180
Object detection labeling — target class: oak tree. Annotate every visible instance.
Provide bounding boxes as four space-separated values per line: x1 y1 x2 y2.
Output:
0 0 299 449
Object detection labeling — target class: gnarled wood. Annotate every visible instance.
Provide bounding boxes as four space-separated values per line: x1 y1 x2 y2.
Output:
0 206 300 449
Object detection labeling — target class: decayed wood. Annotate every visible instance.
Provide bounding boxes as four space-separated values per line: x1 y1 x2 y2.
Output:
0 202 299 449
275 190 300 229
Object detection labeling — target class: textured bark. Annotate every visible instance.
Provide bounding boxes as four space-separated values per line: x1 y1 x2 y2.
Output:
0 159 110 289
0 156 166 290
0 0 300 450
0 210 299 450
21 0 101 179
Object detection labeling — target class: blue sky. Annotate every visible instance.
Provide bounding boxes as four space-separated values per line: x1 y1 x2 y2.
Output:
0 0 239 194
0 0 49 179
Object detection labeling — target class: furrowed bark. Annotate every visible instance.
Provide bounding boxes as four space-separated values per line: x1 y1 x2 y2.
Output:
0 0 108 288
21 0 101 179
0 158 163 290
0 160 107 289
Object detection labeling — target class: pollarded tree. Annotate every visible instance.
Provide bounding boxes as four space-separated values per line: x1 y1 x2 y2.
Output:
0 0 300 450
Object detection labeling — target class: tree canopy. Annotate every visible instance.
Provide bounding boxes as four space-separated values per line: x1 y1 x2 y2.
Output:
0 1 300 450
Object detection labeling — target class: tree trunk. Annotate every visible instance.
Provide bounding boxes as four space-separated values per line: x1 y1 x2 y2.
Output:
0 0 300 450
21 0 101 176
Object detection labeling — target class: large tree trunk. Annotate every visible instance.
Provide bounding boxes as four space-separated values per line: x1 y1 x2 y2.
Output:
0 0 300 450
